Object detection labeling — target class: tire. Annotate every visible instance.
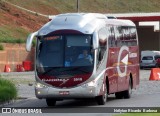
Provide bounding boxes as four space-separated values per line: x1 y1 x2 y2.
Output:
115 92 123 99
96 85 107 105
46 99 56 106
155 64 159 68
123 79 132 99
140 66 143 69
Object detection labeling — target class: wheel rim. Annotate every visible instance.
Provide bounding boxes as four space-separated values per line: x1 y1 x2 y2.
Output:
129 80 132 95
103 88 107 102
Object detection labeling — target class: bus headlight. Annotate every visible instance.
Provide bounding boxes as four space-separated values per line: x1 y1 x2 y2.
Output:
82 80 97 87
87 81 96 87
35 82 47 88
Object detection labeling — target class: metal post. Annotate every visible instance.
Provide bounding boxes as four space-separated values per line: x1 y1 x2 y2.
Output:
77 0 79 12
159 21 160 50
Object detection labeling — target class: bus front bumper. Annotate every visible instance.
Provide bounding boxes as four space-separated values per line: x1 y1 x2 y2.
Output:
35 82 98 99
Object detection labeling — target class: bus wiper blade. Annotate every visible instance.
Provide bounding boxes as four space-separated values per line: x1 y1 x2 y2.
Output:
42 68 55 75
42 68 72 75
72 67 89 74
78 69 89 73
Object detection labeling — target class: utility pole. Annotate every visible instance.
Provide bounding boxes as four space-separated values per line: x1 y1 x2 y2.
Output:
77 0 79 12
159 21 160 50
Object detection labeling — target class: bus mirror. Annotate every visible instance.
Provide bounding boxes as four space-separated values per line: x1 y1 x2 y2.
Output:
98 51 102 61
26 32 38 52
93 32 99 49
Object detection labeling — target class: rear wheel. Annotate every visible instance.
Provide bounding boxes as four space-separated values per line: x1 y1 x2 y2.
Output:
123 79 132 99
96 85 107 105
46 99 56 106
155 64 159 68
115 92 123 99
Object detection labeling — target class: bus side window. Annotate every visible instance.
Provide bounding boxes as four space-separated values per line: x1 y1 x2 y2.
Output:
108 26 116 47
121 26 128 46
114 26 122 47
130 27 137 46
97 27 108 64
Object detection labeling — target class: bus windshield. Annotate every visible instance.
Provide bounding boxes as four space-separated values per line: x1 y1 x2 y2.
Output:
36 34 94 75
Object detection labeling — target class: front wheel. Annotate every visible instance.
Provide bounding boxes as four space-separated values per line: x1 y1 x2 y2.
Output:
96 85 107 105
46 99 56 106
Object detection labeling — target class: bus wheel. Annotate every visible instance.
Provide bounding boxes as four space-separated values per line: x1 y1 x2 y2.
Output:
96 86 107 105
46 99 56 106
140 66 143 69
123 79 132 99
115 92 123 99
155 64 159 68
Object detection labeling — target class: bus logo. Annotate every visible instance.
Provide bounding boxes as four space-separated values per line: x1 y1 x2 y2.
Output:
117 46 129 77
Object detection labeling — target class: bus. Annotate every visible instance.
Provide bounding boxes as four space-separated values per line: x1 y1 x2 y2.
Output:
26 13 139 106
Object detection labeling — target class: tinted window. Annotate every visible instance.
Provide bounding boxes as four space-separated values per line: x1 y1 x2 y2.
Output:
120 26 137 46
97 27 108 65
154 55 160 60
67 35 91 46
142 56 153 60
108 26 116 47
36 34 94 77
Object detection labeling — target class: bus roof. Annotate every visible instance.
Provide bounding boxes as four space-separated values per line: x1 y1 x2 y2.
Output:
38 13 135 36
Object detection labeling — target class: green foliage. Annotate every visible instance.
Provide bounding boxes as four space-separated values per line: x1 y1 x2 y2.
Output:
15 39 25 44
32 39 36 47
0 25 29 44
0 44 4 50
5 0 160 13
0 38 25 43
0 78 17 102
114 113 160 116
1 0 160 45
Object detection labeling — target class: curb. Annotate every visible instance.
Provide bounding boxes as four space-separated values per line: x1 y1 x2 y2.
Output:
0 71 34 76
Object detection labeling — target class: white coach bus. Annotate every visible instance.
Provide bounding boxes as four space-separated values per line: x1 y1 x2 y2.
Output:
26 13 139 106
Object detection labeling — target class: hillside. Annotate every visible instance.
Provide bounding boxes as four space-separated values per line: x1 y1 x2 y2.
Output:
0 0 160 41
5 0 160 13
0 1 49 41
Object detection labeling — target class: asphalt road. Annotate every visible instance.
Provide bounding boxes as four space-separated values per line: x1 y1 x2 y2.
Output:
1 70 160 115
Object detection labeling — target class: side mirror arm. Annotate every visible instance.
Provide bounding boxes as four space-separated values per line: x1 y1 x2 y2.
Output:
26 31 38 51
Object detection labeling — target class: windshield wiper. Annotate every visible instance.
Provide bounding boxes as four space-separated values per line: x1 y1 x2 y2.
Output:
40 66 90 75
72 67 90 74
42 67 74 75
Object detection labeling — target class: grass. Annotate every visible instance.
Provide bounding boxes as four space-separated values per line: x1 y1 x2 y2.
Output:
5 0 160 13
0 38 25 43
0 25 29 44
32 39 36 47
0 77 17 102
0 44 4 50
1 0 160 44
114 113 160 116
